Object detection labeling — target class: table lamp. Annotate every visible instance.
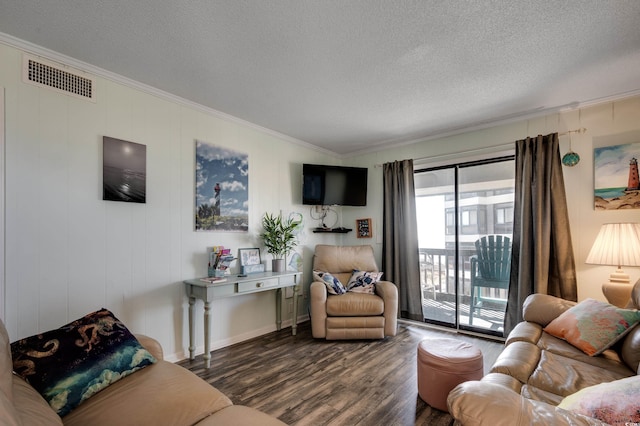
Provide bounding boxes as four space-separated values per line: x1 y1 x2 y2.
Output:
585 223 640 307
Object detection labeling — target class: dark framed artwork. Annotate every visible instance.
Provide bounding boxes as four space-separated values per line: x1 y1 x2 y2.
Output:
103 136 146 203
356 218 372 238
195 140 249 231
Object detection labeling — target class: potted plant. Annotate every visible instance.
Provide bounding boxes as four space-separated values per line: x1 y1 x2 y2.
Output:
260 212 300 272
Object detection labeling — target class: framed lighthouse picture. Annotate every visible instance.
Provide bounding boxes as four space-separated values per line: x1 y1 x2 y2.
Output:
594 141 640 210
195 140 249 231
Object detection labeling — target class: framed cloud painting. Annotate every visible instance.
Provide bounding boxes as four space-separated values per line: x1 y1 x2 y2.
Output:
593 141 640 210
195 140 249 231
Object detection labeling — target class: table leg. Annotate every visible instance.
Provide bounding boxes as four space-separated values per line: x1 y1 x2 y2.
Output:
292 285 298 336
188 296 195 360
275 288 282 331
204 301 211 369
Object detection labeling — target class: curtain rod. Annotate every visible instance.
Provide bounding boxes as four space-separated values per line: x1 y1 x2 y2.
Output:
373 128 587 167
559 127 587 136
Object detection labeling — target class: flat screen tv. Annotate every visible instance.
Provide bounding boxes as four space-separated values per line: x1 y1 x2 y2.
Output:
302 164 368 206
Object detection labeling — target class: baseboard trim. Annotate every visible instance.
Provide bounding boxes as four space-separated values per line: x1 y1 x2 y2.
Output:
166 314 310 363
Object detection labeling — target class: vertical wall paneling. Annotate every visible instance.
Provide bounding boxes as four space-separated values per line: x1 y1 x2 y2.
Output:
0 42 338 358
37 87 69 327
0 87 4 322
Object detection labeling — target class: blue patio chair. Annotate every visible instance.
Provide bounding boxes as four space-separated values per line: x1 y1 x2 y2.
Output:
469 235 511 324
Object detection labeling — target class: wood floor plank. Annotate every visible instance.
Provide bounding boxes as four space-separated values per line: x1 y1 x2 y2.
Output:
177 320 503 426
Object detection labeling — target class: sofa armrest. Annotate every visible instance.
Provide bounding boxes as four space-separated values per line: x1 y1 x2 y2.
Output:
310 281 328 338
135 334 164 361
447 381 606 426
522 293 577 327
375 281 398 337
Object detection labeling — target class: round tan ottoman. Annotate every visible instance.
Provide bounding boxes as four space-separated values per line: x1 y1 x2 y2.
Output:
417 337 483 412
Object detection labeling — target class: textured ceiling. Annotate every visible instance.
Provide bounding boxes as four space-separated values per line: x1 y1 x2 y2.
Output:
1 1 640 155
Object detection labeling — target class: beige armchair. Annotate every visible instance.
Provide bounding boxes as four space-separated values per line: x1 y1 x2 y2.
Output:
310 244 398 339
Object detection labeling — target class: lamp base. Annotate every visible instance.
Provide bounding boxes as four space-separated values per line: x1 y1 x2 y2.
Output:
609 268 631 283
602 281 633 308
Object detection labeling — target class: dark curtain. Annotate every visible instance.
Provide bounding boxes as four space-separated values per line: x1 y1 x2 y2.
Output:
382 160 422 320
505 133 578 334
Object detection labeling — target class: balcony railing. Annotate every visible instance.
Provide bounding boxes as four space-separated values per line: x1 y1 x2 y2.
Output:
419 247 476 299
419 247 507 331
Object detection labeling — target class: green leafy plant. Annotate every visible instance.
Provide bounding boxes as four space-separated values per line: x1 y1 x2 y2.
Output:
260 212 300 259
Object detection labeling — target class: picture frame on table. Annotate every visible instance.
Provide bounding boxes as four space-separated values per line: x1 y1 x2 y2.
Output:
239 248 261 266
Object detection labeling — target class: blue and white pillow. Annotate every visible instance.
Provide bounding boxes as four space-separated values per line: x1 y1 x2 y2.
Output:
347 270 383 294
313 270 347 295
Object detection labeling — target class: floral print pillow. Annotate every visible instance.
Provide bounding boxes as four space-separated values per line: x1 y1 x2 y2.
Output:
558 376 640 425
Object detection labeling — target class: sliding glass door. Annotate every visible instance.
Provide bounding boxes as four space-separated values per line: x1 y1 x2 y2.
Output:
415 156 514 336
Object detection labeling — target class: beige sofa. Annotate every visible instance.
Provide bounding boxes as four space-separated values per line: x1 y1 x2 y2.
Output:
0 318 286 426
448 280 640 425
310 244 398 339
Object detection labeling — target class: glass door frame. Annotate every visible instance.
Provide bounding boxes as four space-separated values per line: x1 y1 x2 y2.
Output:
415 154 514 337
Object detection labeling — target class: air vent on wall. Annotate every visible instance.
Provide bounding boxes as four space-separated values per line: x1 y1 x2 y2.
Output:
22 54 96 102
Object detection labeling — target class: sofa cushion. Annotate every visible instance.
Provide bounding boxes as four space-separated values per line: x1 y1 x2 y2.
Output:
0 384 20 426
12 375 62 425
543 298 640 356
489 341 541 384
522 293 577 326
313 270 347 295
505 321 543 346
558 376 640 425
195 405 287 426
528 350 632 398
326 292 384 316
537 333 633 377
346 270 383 294
62 360 233 426
11 309 156 416
620 325 640 373
520 384 564 406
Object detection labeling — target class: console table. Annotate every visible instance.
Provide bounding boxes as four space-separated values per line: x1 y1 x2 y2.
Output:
184 271 302 368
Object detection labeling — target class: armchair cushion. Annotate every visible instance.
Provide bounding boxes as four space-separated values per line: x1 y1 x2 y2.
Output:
326 293 384 316
557 375 640 425
346 270 383 294
544 298 640 356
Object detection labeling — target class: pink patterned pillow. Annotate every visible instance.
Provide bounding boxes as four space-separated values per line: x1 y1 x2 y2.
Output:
544 298 640 356
558 376 640 425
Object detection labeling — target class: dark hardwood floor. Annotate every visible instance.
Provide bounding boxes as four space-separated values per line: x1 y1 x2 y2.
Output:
177 320 504 426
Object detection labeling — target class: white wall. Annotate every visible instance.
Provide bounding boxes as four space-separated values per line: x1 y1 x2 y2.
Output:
0 42 350 360
2 38 639 361
340 97 640 302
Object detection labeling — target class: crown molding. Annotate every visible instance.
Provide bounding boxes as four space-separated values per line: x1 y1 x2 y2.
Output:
0 32 339 158
2 31 638 160
343 90 640 158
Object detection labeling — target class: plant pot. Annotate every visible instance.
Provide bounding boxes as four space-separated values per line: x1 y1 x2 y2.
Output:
272 259 285 272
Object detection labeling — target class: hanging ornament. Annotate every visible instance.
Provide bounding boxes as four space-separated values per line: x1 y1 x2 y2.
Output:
562 132 580 167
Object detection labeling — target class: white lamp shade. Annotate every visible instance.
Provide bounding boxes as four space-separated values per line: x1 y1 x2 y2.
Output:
586 223 640 267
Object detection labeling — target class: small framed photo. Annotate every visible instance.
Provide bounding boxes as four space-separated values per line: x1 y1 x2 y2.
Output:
239 248 261 266
356 218 372 238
